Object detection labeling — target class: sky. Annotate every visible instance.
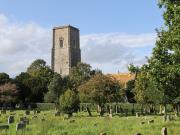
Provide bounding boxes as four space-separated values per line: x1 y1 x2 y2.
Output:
0 0 164 77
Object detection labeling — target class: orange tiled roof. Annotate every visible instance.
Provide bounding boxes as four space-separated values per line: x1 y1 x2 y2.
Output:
108 73 135 87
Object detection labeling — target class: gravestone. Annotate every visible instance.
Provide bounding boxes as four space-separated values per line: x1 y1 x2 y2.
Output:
16 122 26 131
161 127 167 135
100 132 107 135
136 112 140 118
8 116 14 124
148 120 154 124
55 111 60 116
124 109 128 117
134 133 141 135
37 110 40 113
20 117 29 125
109 108 113 118
33 110 36 115
163 115 167 122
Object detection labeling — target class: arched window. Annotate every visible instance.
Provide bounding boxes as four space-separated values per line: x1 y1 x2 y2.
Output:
59 38 64 48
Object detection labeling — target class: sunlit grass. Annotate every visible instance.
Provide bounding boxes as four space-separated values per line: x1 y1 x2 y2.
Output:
0 110 179 135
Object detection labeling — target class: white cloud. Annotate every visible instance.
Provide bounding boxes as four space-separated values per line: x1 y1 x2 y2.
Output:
0 14 51 76
0 14 156 76
81 33 155 73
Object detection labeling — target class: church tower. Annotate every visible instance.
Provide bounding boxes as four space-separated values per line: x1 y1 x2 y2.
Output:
51 25 81 76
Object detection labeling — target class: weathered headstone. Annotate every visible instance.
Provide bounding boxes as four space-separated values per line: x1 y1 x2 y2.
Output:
124 109 128 117
33 110 36 115
109 108 113 118
100 132 107 135
55 111 60 116
136 112 140 118
16 122 26 132
37 110 40 113
163 115 167 122
148 120 154 124
63 114 69 120
166 115 170 121
134 133 141 135
8 116 14 124
161 127 167 135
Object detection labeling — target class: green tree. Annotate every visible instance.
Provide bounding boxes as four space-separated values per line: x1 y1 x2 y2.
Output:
69 62 102 90
14 72 31 102
59 89 79 116
26 59 54 102
0 73 10 85
128 64 140 78
125 79 136 103
148 0 180 113
44 73 64 103
78 74 121 116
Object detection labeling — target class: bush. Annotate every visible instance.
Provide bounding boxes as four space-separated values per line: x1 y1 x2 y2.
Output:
59 89 79 116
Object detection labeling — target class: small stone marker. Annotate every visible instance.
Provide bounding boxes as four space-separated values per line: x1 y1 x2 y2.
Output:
100 132 107 135
16 122 26 131
33 110 36 115
109 108 113 118
166 115 170 121
125 109 128 117
8 115 14 124
163 115 166 122
161 127 167 135
20 117 29 125
37 110 40 113
55 111 60 116
136 112 140 118
134 133 141 135
148 120 154 124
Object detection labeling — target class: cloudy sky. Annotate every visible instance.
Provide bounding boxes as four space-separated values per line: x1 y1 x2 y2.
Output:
0 0 163 77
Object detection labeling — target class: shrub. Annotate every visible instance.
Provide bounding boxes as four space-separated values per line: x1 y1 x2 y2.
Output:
59 89 79 116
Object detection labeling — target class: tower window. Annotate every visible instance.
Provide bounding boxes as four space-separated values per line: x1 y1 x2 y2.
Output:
73 40 76 48
59 39 63 48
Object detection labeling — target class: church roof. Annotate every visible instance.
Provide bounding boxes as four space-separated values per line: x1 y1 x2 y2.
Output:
108 73 135 87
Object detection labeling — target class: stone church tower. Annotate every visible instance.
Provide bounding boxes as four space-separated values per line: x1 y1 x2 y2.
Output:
51 25 81 76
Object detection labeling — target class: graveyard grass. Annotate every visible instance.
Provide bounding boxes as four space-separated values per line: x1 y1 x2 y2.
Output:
0 111 180 135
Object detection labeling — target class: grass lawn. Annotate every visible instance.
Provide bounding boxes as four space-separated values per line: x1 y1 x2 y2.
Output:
0 110 180 135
